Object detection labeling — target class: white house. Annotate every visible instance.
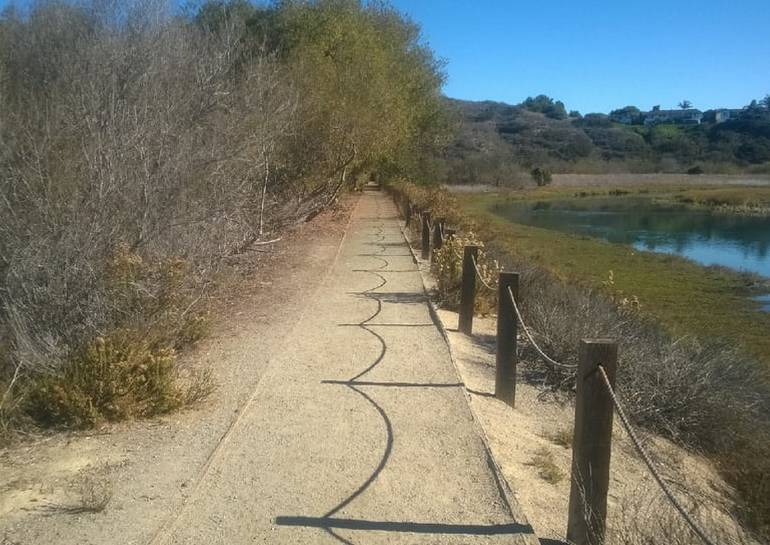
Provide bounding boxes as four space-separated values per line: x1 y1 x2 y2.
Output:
643 108 703 125
714 109 744 123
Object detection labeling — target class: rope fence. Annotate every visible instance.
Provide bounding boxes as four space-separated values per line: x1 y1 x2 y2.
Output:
597 366 716 545
507 286 576 370
392 187 716 545
470 255 497 292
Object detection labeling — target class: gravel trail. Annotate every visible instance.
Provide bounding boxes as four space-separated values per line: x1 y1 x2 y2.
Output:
2 189 537 545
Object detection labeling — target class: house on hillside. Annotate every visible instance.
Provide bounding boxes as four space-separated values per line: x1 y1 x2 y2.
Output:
714 109 744 123
610 111 639 124
643 108 703 125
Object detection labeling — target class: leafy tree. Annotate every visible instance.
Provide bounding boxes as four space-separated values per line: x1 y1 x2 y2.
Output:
522 94 567 119
609 106 642 123
271 0 447 195
679 100 693 109
194 0 257 32
574 113 612 127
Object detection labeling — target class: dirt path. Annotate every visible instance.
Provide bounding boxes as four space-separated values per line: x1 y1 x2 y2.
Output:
1 190 537 545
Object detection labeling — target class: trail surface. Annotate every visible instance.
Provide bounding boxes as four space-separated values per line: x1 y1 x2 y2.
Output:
2 189 536 545
152 189 535 544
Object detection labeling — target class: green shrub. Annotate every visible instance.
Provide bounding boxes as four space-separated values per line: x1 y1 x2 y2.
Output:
431 233 499 315
530 167 553 186
25 330 212 428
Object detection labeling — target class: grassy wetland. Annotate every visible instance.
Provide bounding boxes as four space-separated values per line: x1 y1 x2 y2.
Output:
459 184 770 368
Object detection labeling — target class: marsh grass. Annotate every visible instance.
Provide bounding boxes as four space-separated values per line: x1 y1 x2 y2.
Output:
667 187 770 215
460 192 770 368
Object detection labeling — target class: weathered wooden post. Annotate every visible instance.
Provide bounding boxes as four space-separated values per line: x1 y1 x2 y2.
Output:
404 201 412 228
495 272 519 407
421 212 431 260
567 339 619 545
458 245 480 335
431 219 444 255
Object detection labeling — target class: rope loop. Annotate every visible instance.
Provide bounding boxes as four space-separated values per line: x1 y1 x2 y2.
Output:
507 286 577 369
471 255 498 291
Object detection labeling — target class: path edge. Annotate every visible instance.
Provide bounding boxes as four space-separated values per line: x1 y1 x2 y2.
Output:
398 221 542 545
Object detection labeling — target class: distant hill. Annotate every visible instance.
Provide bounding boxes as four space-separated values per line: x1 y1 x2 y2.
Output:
438 96 770 185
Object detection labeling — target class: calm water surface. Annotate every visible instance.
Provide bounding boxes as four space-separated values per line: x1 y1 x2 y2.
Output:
493 197 770 278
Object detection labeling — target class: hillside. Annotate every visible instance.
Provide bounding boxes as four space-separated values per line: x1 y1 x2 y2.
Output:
439 97 770 184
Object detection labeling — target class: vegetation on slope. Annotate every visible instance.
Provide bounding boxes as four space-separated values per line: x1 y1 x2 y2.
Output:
390 180 770 539
437 95 770 184
0 0 448 435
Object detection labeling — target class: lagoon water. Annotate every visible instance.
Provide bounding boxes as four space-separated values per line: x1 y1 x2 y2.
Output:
492 197 770 278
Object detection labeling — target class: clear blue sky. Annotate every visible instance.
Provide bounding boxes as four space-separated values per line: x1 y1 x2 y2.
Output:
2 0 768 113
389 0 770 114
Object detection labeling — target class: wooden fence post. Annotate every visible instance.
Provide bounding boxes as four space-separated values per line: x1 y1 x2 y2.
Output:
458 245 479 335
431 219 444 255
495 272 519 407
567 339 619 545
421 212 431 260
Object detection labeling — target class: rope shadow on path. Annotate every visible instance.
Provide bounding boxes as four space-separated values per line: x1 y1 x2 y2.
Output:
276 209 522 543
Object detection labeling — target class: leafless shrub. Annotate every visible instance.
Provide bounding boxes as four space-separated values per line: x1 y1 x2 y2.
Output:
0 0 296 429
607 484 755 545
491 245 770 536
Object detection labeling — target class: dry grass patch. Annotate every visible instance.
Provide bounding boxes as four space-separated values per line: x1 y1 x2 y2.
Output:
527 447 565 484
547 428 573 449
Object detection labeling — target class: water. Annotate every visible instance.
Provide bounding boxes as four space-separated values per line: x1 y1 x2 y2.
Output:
755 294 770 312
492 197 770 304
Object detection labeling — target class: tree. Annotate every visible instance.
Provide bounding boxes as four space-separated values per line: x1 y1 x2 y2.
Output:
679 100 693 109
530 167 552 186
522 95 568 119
268 0 447 197
762 95 770 109
609 106 642 124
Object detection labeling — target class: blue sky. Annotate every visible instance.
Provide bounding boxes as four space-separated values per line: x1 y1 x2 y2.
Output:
389 0 770 114
2 0 768 113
